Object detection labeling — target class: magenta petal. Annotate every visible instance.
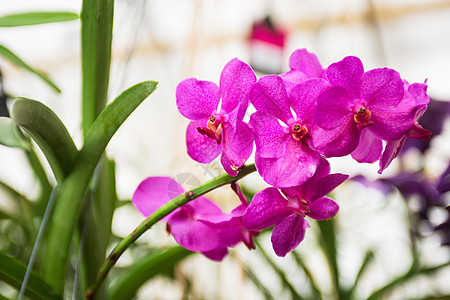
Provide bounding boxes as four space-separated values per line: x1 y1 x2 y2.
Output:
271 214 309 257
289 48 323 78
249 111 288 159
279 70 308 94
308 197 339 220
220 122 254 176
250 75 293 124
370 105 416 141
220 58 256 115
315 86 353 130
361 68 404 108
305 173 349 201
326 56 364 97
351 129 383 163
311 120 360 157
289 78 330 124
378 137 406 174
169 209 220 252
176 78 220 120
191 197 233 223
255 139 321 188
243 187 292 231
202 247 229 261
186 120 222 164
132 177 183 219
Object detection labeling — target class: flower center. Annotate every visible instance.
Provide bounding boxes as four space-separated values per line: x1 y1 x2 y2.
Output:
196 114 223 144
291 123 309 141
353 107 373 129
287 196 310 217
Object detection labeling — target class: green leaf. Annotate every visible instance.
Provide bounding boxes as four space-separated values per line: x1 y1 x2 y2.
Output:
291 251 322 299
0 117 30 149
108 246 192 300
0 252 61 300
0 45 61 93
10 98 78 183
0 12 78 27
367 262 450 300
81 0 114 136
255 240 303 300
347 249 375 299
78 158 118 298
43 81 157 293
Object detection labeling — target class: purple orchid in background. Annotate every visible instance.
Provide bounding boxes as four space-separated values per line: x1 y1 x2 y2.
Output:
279 48 325 93
353 162 450 246
243 158 349 256
313 56 419 159
176 58 256 176
132 177 257 261
249 74 330 187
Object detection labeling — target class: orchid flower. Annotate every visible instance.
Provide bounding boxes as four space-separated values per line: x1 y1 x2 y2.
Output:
249 75 330 187
243 158 348 256
132 176 257 261
176 58 256 176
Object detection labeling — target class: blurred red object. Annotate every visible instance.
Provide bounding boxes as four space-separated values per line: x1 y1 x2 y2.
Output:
249 16 286 74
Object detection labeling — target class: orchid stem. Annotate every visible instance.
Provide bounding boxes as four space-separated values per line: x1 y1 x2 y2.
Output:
83 163 257 299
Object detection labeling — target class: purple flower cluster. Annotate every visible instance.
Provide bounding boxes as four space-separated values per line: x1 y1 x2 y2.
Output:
133 49 431 260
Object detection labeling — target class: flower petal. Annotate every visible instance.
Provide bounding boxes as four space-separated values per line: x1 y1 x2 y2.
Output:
305 173 349 201
220 58 256 116
308 196 339 220
132 177 183 219
186 120 222 164
315 86 353 130
311 120 360 157
176 78 220 120
202 247 229 261
249 111 288 159
279 70 308 94
289 78 329 124
351 129 383 163
271 214 309 257
255 139 321 188
361 68 404 109
327 56 364 97
243 187 292 231
169 208 221 252
289 48 324 78
220 122 254 176
250 75 293 123
378 137 406 174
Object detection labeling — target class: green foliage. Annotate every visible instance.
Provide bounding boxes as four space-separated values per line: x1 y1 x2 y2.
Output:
0 45 61 93
0 252 61 300
0 11 78 27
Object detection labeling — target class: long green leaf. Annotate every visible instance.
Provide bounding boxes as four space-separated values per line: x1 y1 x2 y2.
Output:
367 262 450 300
0 12 78 27
108 247 192 300
0 117 30 149
81 0 114 136
10 98 78 183
0 252 61 300
43 81 157 294
255 240 303 300
78 158 118 298
0 45 61 93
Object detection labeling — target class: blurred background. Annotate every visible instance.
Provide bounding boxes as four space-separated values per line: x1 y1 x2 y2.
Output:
0 0 450 299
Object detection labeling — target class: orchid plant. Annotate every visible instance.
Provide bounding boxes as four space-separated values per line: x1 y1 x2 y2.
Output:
0 2 448 300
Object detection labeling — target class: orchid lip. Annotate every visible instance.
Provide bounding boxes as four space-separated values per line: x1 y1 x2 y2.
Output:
196 114 224 144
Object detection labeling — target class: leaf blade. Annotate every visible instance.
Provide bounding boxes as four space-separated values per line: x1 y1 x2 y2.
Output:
0 252 62 300
10 98 78 183
0 45 61 93
0 12 78 27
